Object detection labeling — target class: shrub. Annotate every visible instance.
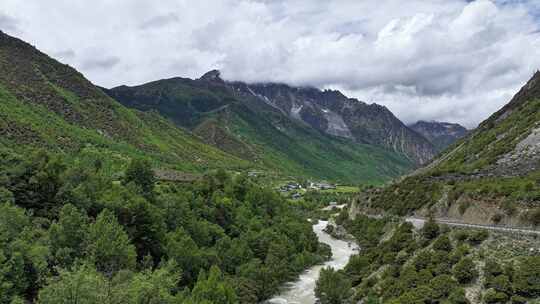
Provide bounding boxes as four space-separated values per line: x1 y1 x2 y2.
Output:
453 257 478 284
315 267 352 304
501 200 516 216
513 256 540 298
491 275 512 295
429 275 458 299
433 235 453 252
468 230 489 245
448 288 470 304
491 213 504 224
510 295 527 304
422 218 440 240
484 288 508 304
527 207 540 226
454 230 469 242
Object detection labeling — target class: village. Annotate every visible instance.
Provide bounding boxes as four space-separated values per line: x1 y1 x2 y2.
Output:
277 180 338 199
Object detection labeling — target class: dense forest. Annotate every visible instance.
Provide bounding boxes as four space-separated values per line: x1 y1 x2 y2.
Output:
315 214 540 304
0 147 331 303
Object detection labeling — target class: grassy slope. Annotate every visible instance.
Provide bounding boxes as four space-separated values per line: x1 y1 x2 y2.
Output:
364 74 540 220
107 79 415 184
0 31 250 173
0 84 251 173
434 99 540 174
226 103 413 184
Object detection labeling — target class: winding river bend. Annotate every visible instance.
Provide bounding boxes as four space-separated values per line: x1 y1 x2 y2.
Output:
267 220 359 304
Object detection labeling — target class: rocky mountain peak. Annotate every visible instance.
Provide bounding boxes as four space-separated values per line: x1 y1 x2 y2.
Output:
226 80 436 164
409 120 468 152
199 69 223 83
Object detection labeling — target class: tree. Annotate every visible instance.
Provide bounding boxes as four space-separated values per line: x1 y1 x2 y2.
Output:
491 275 512 295
429 275 457 300
86 209 136 275
6 150 66 217
236 259 277 301
49 204 89 267
483 288 508 304
37 264 108 304
452 257 478 284
123 159 156 196
513 256 540 298
422 218 440 240
448 288 469 304
0 202 49 301
413 250 432 271
397 287 431 304
99 185 167 263
433 235 453 252
190 265 238 304
467 230 489 245
315 267 352 304
123 261 181 304
165 228 202 285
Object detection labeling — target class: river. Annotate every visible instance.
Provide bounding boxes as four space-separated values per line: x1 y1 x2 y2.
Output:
266 220 359 304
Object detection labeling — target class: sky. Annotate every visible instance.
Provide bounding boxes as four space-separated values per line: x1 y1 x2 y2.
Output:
1 0 540 128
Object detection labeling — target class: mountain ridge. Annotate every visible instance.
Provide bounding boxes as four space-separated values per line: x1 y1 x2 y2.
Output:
226 75 436 165
0 30 251 173
408 120 468 152
105 72 415 183
108 70 436 166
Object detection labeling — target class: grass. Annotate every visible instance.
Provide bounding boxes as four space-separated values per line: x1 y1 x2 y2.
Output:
320 186 360 193
435 98 540 174
0 83 251 174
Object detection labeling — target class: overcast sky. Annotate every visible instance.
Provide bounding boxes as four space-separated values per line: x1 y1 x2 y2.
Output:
1 0 540 128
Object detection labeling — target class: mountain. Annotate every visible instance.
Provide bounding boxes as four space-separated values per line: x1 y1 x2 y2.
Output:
408 120 468 152
228 79 435 165
105 71 435 183
355 72 540 226
0 30 250 173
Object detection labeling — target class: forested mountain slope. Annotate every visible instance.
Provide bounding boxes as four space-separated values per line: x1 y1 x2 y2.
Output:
105 71 425 183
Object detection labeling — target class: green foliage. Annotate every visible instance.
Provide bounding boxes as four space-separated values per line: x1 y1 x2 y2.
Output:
0 202 49 303
123 158 156 196
513 256 540 298
190 266 238 304
422 218 440 240
429 275 458 300
86 209 137 275
49 204 89 268
0 149 328 302
369 176 443 215
38 262 182 304
315 267 352 304
484 288 508 304
448 288 470 304
467 230 489 245
435 98 540 173
433 235 453 252
37 264 108 304
452 257 477 284
343 215 388 249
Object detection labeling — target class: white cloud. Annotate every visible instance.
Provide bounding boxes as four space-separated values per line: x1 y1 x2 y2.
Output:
1 0 539 127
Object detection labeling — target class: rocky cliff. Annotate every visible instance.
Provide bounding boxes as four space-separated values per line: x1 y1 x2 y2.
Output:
229 79 436 165
409 121 468 152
